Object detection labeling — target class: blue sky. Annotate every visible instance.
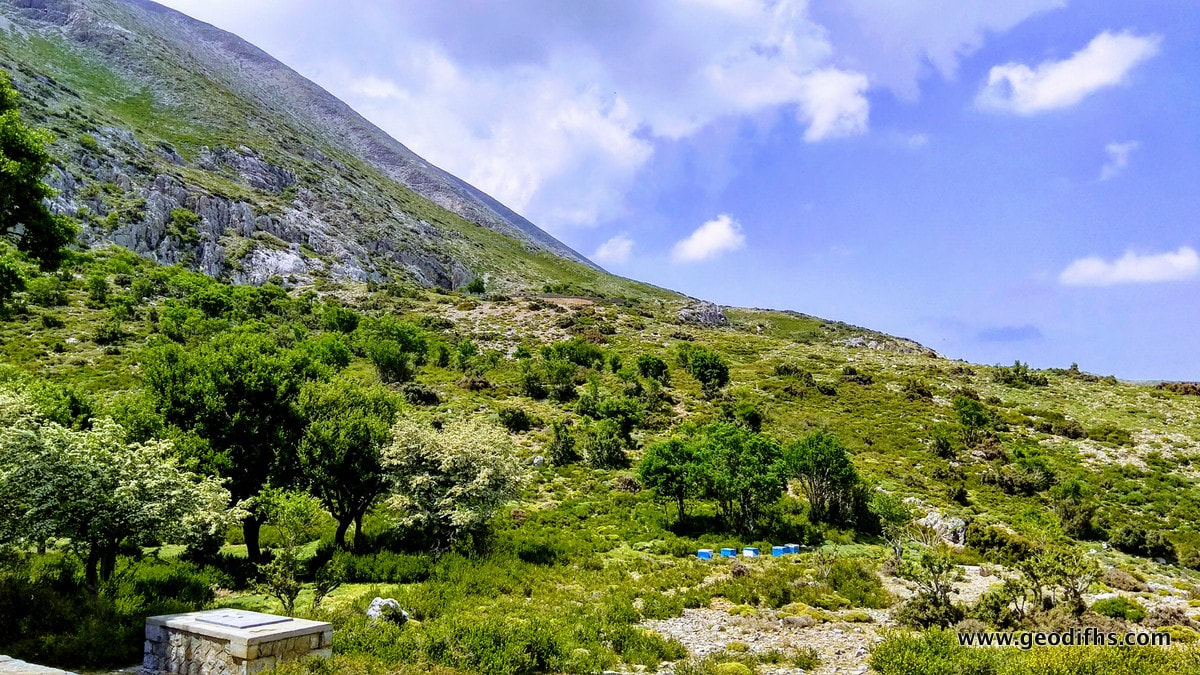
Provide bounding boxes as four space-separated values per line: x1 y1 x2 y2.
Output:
156 0 1200 380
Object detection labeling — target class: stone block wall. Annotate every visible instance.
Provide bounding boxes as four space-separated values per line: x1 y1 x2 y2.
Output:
142 610 332 675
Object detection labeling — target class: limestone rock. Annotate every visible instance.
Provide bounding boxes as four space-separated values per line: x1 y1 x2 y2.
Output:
366 597 409 625
677 301 729 327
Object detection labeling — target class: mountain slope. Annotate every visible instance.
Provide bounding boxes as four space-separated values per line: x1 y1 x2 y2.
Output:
0 0 614 293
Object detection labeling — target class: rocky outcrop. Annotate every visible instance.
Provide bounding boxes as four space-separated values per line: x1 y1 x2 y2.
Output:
677 301 729 327
838 334 940 358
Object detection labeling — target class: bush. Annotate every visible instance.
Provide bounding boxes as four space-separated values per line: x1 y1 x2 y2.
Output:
547 420 579 466
894 592 964 629
367 339 416 383
1091 596 1145 622
1108 522 1173 560
902 377 933 401
498 407 535 433
582 419 628 469
1144 604 1193 629
0 557 216 668
400 383 440 406
677 344 729 396
994 360 1048 388
337 551 433 584
25 276 68 307
1099 567 1148 593
636 354 669 383
827 558 891 609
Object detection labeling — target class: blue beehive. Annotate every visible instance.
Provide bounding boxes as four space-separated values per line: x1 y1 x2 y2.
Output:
697 549 713 560
742 547 760 557
771 546 785 556
720 548 737 558
787 543 801 554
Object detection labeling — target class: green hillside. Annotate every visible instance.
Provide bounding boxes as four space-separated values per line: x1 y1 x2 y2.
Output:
2 2 1200 675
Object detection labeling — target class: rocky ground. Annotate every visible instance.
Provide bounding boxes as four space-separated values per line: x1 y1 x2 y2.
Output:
641 565 1008 674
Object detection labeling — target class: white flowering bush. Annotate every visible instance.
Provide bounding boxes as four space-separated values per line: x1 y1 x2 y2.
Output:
0 384 231 588
384 416 527 550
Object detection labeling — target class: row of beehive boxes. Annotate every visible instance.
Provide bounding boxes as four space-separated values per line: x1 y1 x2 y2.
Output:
696 544 801 559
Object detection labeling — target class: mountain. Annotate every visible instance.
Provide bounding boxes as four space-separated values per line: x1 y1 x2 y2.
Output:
0 0 614 292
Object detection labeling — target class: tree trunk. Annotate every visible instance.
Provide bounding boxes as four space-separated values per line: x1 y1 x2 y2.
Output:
334 517 352 550
84 548 100 593
100 547 118 582
353 511 365 552
676 495 687 523
244 514 263 562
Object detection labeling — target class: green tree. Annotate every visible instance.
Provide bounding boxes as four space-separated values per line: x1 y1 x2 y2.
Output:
297 376 399 550
384 417 527 550
783 431 861 526
870 491 915 563
0 386 230 590
638 438 701 522
636 354 670 383
896 546 965 628
141 330 316 561
581 418 628 469
678 344 730 396
255 489 325 616
0 70 78 286
1050 477 1097 540
546 419 578 465
697 423 784 532
952 395 992 446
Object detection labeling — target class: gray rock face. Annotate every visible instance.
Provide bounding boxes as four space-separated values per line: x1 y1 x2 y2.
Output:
365 597 409 625
917 511 967 546
677 301 729 327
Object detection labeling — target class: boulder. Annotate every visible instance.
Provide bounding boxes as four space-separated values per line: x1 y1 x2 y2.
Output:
677 301 728 327
366 597 409 625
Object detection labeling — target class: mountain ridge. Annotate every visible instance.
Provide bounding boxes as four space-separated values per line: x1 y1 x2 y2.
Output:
0 0 607 292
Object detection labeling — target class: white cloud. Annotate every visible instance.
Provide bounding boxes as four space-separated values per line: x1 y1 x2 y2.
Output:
593 234 634 265
796 69 870 141
816 0 1065 100
977 30 1161 114
671 214 746 263
278 0 876 231
1060 247 1199 286
154 0 1065 234
1099 140 1139 180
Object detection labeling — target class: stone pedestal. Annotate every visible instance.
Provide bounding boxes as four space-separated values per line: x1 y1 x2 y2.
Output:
143 609 333 675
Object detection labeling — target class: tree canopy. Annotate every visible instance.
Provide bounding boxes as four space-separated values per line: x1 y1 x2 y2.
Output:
0 71 77 277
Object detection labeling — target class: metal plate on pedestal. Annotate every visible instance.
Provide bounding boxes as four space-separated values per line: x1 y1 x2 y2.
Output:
196 610 291 629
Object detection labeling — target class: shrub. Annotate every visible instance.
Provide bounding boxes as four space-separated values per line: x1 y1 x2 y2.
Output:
828 558 891 609
337 551 433 584
636 354 670 383
498 407 535 433
367 340 416 383
582 419 628 469
1108 522 1173 560
840 366 873 385
465 277 485 294
547 420 579 466
1091 596 1145 622
994 360 1048 388
1099 567 1148 593
677 344 730 396
1144 604 1193 629
25 276 68 307
894 592 964 629
400 383 440 406
902 377 933 401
